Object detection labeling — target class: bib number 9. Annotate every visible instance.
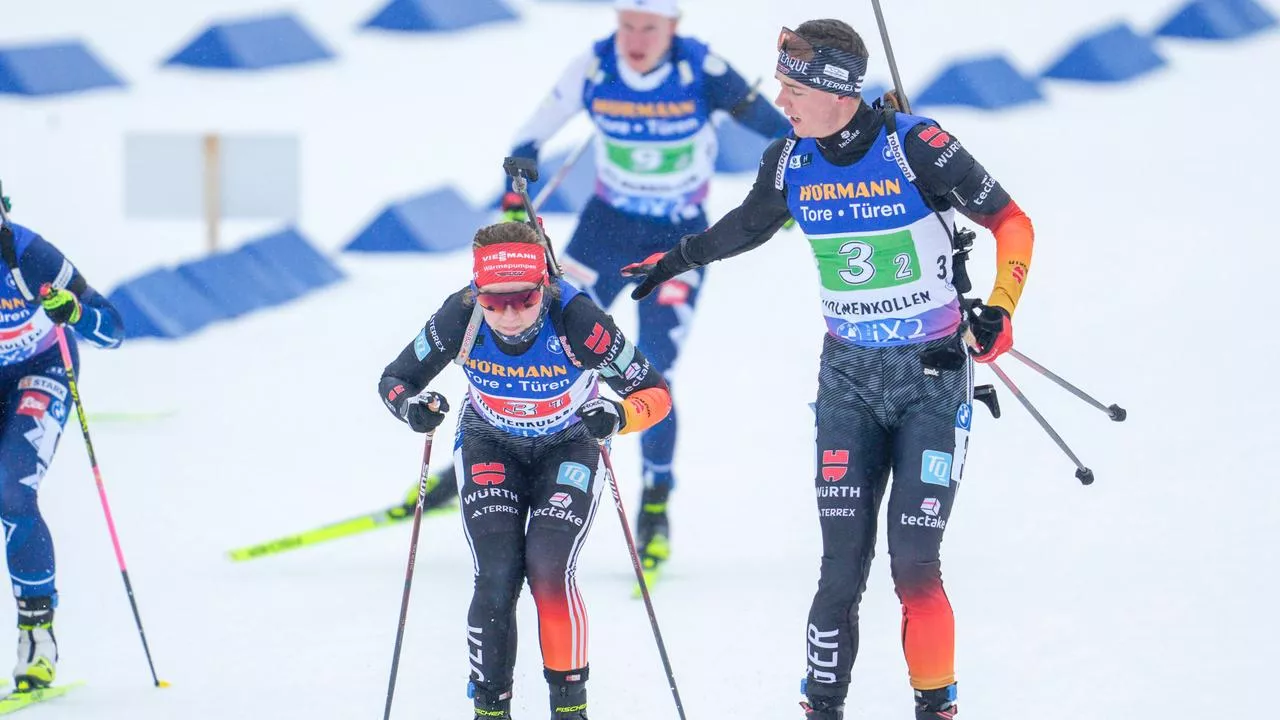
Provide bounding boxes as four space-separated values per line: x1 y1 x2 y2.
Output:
630 148 663 173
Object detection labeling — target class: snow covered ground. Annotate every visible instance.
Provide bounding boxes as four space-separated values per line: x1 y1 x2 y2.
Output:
2 1 1278 718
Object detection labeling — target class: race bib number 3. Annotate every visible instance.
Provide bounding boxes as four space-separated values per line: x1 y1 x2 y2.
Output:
810 230 922 292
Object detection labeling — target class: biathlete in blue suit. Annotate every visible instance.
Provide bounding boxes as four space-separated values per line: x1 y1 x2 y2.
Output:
485 0 792 582
0 186 124 691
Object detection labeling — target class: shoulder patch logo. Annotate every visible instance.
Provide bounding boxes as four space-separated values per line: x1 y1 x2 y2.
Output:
414 329 431 361
586 323 612 355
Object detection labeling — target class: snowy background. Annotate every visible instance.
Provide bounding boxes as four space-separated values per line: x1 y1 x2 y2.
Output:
2 0 1278 718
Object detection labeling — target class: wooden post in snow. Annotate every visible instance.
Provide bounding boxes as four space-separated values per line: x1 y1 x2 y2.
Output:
203 133 221 253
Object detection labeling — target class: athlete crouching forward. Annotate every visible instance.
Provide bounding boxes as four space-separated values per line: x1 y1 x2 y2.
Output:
378 221 672 720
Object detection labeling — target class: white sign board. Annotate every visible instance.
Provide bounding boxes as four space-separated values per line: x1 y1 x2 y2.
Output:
125 133 299 220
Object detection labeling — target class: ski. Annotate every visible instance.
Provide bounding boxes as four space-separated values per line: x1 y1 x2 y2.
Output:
228 474 459 561
0 681 85 715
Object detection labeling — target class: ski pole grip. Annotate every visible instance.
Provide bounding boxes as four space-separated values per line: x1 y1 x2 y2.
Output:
503 156 540 183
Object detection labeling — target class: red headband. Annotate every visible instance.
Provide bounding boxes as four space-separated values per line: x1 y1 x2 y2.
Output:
473 242 548 288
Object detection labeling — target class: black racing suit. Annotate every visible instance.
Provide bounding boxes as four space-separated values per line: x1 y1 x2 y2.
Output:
379 283 669 702
673 101 1023 701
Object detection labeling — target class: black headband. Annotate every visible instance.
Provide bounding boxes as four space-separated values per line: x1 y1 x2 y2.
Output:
776 27 868 98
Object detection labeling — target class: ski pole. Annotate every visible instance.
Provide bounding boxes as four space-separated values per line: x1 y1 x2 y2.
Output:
43 305 167 688
871 0 913 113
504 156 564 278
383 429 437 720
1007 349 1127 422
987 360 1095 486
598 444 688 720
531 135 593 212
868 3 1102 487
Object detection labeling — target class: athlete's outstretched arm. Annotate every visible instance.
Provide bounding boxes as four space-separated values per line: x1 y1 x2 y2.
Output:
625 138 794 299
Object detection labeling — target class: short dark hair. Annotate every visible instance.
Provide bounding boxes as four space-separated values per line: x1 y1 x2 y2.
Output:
795 19 869 59
473 220 541 249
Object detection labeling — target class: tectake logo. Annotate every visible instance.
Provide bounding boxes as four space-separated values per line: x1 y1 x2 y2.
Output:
624 362 642 381
920 497 941 517
549 492 572 509
532 505 584 527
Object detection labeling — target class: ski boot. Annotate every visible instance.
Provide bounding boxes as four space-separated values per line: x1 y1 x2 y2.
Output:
404 465 459 517
546 667 588 720
470 681 513 720
799 693 844 720
634 485 670 592
14 596 57 692
914 684 958 719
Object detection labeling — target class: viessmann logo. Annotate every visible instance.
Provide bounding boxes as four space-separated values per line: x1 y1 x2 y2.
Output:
494 250 540 262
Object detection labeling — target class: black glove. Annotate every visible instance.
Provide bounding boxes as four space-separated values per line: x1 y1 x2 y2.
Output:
401 390 450 434
966 303 1013 363
575 397 625 439
622 237 700 300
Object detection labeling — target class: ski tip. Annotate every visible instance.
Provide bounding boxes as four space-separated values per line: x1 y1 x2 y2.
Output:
157 680 172 688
